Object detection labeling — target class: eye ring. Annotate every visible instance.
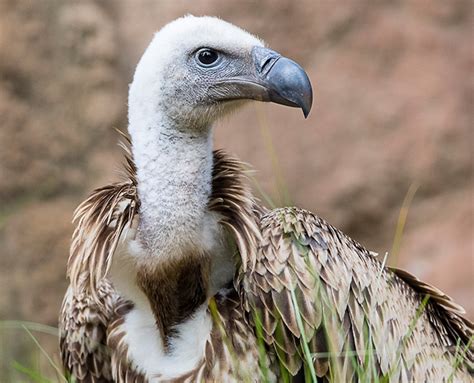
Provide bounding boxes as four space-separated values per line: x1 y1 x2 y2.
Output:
195 48 220 67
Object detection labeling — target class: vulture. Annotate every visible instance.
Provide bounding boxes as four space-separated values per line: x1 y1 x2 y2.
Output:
60 16 473 382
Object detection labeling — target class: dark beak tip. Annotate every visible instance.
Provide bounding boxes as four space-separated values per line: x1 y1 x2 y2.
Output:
300 71 313 119
293 88 311 119
301 88 313 118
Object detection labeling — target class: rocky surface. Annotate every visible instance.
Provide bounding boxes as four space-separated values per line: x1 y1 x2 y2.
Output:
1 0 472 378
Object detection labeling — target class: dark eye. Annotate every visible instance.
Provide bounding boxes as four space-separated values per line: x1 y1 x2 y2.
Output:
196 48 220 67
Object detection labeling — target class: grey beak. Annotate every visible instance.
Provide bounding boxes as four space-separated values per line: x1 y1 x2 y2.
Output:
252 46 313 118
209 46 313 118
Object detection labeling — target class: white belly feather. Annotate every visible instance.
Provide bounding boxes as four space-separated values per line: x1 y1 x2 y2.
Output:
109 210 233 380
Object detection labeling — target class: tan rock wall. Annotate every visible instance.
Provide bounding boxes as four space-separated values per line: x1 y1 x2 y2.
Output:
0 0 472 378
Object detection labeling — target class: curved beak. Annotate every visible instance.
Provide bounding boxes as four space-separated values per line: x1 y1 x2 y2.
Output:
252 46 313 118
210 46 313 118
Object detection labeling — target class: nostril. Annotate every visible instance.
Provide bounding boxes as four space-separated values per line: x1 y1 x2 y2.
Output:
259 55 280 76
260 57 274 73
252 46 281 76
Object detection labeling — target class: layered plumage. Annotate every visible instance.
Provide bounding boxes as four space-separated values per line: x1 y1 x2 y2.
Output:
60 146 271 382
241 208 473 381
60 15 473 383
60 140 473 382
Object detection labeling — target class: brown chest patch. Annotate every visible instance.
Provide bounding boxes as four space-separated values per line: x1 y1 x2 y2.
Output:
136 253 210 349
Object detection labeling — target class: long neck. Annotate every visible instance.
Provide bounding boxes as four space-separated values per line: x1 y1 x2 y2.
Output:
131 113 214 256
125 109 217 348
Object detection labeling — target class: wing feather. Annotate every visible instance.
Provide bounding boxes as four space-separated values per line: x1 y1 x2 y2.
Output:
239 207 473 381
59 135 139 382
59 282 116 382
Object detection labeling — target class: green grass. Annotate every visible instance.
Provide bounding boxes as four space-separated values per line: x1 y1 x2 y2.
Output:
290 288 317 382
253 310 272 383
0 321 68 383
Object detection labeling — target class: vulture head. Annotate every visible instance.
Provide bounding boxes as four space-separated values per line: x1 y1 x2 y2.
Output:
128 15 313 134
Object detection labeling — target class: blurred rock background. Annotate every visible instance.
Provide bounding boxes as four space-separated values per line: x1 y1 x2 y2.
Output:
0 0 472 380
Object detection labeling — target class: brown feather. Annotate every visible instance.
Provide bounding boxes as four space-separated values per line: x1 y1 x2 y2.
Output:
238 207 473 381
136 253 210 349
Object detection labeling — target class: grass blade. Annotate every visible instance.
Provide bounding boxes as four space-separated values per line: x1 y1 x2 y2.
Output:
0 320 59 337
390 182 419 266
255 104 292 207
290 287 317 382
21 325 68 383
12 361 51 383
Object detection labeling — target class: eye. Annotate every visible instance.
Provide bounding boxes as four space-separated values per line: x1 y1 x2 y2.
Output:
196 48 220 67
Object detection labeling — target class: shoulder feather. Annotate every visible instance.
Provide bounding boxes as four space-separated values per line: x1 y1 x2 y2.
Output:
60 133 139 382
209 149 263 270
67 133 139 301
